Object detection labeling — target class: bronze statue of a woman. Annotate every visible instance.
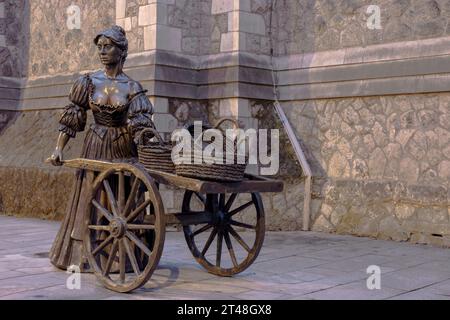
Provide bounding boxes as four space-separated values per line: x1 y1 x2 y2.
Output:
49 26 155 271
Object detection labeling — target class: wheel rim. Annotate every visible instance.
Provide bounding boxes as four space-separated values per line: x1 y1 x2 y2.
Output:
84 165 165 293
183 191 265 276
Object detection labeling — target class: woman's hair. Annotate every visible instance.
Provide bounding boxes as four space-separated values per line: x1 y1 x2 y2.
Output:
94 25 128 62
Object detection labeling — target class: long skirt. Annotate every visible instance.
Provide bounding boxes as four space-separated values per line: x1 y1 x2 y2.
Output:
49 125 134 271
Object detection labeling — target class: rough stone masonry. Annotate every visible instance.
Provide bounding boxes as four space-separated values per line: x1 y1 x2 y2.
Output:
0 0 449 247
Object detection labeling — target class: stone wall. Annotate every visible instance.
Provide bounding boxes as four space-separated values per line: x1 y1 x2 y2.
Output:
168 0 220 55
117 0 220 54
0 0 29 77
29 0 115 77
0 109 88 220
281 93 450 246
0 109 17 134
259 0 450 56
2 0 450 248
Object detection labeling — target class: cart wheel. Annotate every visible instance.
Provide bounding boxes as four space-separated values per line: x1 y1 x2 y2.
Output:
84 164 165 293
182 191 265 276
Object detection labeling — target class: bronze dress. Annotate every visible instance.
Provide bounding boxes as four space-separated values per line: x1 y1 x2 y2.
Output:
49 73 154 271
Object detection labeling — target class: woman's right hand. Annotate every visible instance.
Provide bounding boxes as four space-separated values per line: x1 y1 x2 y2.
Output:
50 149 63 166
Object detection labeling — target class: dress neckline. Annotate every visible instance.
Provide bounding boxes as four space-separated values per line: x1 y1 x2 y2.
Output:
86 73 149 113
87 73 129 112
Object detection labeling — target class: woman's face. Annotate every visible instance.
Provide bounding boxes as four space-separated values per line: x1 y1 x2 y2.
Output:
96 36 123 66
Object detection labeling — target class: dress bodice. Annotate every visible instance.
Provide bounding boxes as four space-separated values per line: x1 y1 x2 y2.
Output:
59 72 154 142
87 75 130 127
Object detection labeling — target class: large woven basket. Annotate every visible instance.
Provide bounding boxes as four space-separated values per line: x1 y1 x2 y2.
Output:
174 118 248 182
137 128 175 174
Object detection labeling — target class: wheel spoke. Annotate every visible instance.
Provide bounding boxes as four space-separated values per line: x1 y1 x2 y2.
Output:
118 171 125 213
88 225 111 231
194 192 206 204
201 227 218 256
230 220 256 230
123 237 140 276
228 226 251 252
191 224 213 238
119 240 126 283
224 193 238 212
103 239 118 276
224 231 238 268
216 230 223 267
126 199 152 223
123 178 140 218
126 231 152 257
103 180 120 217
92 235 114 256
183 191 264 277
92 200 114 222
127 224 155 230
219 194 225 209
229 200 253 217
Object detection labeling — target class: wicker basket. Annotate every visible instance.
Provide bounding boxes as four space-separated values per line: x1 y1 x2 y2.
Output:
137 128 175 174
174 118 248 182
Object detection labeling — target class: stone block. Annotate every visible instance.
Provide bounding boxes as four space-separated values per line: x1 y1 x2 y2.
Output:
150 96 169 113
161 189 175 209
211 0 250 13
139 5 153 26
219 98 251 118
131 16 138 29
144 25 157 50
228 11 239 31
220 32 245 52
148 0 174 4
0 35 5 47
438 160 450 180
115 18 131 32
156 25 182 52
181 37 198 54
139 4 167 26
153 113 178 133
116 0 127 19
220 32 235 52
211 0 235 14
211 26 221 41
228 11 266 35
0 3 4 20
124 17 132 32
238 0 251 12
150 96 169 114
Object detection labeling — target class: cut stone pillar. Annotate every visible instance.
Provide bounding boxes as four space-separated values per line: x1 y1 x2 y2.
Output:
214 0 266 53
116 0 182 53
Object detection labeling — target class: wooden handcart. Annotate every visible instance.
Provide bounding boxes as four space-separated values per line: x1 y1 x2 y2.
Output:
60 158 284 293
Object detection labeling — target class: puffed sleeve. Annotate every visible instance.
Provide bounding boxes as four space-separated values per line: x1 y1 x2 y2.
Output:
58 75 90 138
58 104 87 138
68 74 90 109
127 88 155 143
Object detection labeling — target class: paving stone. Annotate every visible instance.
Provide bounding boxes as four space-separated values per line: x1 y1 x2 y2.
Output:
303 281 405 300
232 290 287 300
297 246 375 261
316 254 398 273
381 267 450 292
1 216 450 300
426 279 450 295
251 256 329 274
388 289 450 300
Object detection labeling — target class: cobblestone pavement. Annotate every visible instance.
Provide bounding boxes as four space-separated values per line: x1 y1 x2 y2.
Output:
0 216 450 300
